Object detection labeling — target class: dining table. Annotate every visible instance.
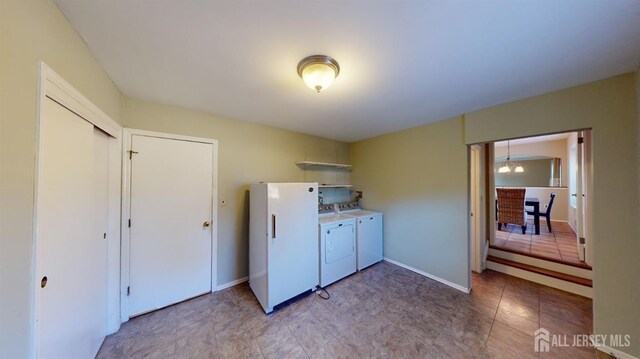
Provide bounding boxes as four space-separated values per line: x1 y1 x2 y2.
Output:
525 197 541 235
495 197 541 235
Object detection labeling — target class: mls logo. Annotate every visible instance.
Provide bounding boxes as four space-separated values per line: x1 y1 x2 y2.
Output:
534 328 550 352
533 328 549 353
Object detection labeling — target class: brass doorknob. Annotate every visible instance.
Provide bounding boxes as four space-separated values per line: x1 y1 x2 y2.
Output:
203 221 210 227
41 276 48 288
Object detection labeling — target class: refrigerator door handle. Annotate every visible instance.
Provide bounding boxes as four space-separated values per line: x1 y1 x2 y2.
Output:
272 214 276 239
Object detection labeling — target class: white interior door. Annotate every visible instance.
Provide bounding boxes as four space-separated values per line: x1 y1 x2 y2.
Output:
128 135 213 316
35 98 109 358
583 130 593 266
576 132 586 262
576 130 593 265
470 145 483 273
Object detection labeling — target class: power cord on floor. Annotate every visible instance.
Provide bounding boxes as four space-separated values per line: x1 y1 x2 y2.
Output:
316 287 330 300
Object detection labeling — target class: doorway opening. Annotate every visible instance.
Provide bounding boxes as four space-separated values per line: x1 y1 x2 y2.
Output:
470 129 594 298
468 131 595 359
491 131 592 268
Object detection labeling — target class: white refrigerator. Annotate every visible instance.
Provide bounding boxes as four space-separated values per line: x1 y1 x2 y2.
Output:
249 183 319 313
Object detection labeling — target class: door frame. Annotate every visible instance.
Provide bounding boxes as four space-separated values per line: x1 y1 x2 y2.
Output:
120 128 219 322
33 62 122 356
583 130 593 266
469 145 483 274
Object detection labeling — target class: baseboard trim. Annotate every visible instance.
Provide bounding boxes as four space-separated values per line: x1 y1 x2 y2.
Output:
383 257 470 293
217 277 248 291
482 241 490 271
596 345 639 359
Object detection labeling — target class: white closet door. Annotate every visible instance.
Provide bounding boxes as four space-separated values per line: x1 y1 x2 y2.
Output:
35 98 109 359
128 135 213 316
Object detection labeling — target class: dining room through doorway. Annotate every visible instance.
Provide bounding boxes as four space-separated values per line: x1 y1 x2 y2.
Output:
491 131 592 269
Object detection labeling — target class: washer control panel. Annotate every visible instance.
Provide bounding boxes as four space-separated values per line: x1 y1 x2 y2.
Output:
337 201 360 212
318 204 336 215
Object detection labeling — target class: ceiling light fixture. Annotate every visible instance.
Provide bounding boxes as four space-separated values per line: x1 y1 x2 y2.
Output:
498 140 525 173
297 55 340 93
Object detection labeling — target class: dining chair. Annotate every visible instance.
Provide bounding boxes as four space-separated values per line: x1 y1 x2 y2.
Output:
527 192 556 233
496 188 527 234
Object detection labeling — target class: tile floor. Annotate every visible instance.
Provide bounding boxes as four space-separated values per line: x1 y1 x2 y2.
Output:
97 262 608 358
494 218 587 267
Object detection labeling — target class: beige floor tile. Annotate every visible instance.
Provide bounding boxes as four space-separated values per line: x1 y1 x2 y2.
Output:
495 305 539 337
485 335 538 359
309 338 360 359
96 264 594 359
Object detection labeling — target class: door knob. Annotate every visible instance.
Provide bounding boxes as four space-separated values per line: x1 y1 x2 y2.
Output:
41 276 48 288
203 221 210 228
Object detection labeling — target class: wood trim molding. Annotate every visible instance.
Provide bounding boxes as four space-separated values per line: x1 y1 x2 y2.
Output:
383 257 470 293
487 255 592 287
489 244 592 269
39 61 120 138
217 277 249 291
596 345 639 359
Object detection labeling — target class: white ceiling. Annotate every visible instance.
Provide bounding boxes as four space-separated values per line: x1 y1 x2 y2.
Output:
55 0 640 142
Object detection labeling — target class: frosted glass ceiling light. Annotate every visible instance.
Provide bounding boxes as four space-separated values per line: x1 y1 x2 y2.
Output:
297 55 340 93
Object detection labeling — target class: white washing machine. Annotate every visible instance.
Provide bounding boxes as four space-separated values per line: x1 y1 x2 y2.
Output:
338 203 384 271
318 207 357 287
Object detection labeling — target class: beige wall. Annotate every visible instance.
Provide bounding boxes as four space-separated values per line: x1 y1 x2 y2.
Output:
0 0 124 357
495 139 569 222
123 98 350 286
466 73 639 357
350 74 639 356
349 116 470 289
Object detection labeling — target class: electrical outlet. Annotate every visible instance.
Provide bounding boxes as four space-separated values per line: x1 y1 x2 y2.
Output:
220 199 227 207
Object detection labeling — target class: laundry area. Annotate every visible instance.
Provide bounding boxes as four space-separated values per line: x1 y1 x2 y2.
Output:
248 160 384 313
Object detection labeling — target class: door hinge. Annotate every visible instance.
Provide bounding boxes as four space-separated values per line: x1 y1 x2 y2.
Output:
128 219 131 228
127 286 130 296
578 137 584 144
579 237 586 244
128 150 138 160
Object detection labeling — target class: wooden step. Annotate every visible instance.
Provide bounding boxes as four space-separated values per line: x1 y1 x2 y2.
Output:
489 247 592 280
487 255 592 287
488 244 592 269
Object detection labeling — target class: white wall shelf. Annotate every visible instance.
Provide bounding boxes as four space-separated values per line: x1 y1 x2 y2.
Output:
295 161 352 170
318 184 353 189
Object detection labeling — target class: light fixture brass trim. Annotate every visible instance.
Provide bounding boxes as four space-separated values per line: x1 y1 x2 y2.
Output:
297 55 340 78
